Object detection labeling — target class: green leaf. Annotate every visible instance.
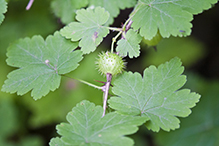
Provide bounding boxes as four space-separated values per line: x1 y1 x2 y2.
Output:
131 0 193 40
1 32 83 100
89 0 137 25
131 0 219 40
50 137 64 146
156 76 219 146
175 0 219 15
116 29 142 58
61 7 110 54
108 57 200 132
20 51 104 128
51 0 88 24
49 100 147 146
0 0 7 25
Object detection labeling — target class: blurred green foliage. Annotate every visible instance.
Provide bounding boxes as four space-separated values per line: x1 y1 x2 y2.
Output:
0 0 58 57
0 0 219 146
143 36 205 67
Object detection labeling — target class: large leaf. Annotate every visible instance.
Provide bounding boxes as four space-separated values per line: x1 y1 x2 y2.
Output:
89 0 137 25
61 7 110 54
156 75 219 146
49 100 147 146
109 57 200 132
20 51 104 128
116 29 142 58
131 0 218 40
1 32 83 100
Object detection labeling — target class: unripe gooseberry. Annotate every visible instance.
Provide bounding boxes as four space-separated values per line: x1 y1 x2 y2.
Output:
96 52 125 76
143 30 162 46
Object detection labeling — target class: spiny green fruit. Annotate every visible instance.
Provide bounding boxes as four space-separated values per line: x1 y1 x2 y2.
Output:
96 52 125 76
143 30 162 46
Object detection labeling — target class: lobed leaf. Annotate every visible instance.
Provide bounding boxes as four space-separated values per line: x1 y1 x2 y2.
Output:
51 0 88 24
109 57 201 132
1 32 83 100
131 0 219 40
156 77 219 146
61 7 110 54
174 0 219 15
89 0 137 25
0 0 7 25
116 29 142 58
131 0 192 40
49 100 147 146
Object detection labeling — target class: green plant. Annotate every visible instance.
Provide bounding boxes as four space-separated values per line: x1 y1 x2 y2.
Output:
0 0 218 145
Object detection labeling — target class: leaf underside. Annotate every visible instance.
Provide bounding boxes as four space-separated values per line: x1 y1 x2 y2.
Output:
109 57 201 132
1 32 83 100
49 100 147 146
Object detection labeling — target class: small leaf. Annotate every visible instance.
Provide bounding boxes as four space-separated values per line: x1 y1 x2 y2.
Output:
116 29 142 58
109 57 201 132
49 100 147 146
1 32 83 100
0 0 7 25
61 7 110 54
89 0 136 25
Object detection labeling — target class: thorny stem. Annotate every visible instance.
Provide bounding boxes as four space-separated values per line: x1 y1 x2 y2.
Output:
63 73 112 117
62 74 113 117
102 73 112 117
109 13 134 53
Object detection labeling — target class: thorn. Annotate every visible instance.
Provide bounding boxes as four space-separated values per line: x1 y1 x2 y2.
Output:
94 80 113 87
153 46 157 51
94 80 105 84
